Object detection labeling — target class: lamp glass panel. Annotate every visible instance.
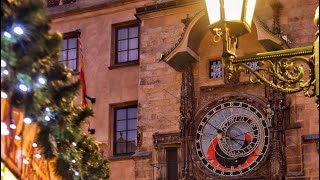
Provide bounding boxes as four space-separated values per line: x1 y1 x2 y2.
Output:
205 0 221 25
224 0 243 21
245 0 256 26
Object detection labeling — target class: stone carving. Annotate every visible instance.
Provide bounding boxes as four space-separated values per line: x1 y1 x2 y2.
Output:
153 132 181 150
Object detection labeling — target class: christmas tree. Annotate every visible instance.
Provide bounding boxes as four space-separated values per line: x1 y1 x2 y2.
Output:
1 0 109 179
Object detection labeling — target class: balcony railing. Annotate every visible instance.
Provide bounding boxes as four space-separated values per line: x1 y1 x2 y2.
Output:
47 0 76 7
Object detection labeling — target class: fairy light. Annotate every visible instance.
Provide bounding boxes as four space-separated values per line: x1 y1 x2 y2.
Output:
19 84 28 92
2 70 9 75
23 159 29 165
71 159 76 163
15 135 21 140
23 117 32 124
1 59 6 67
45 107 50 112
35 154 41 159
38 77 46 85
9 123 16 129
13 26 24 35
1 122 9 135
74 171 79 176
44 115 50 121
32 143 37 148
72 142 77 147
1 92 8 99
4 31 11 38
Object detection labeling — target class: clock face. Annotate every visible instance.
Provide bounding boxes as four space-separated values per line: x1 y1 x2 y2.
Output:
195 101 270 177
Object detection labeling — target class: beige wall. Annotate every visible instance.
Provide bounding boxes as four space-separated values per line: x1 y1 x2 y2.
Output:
50 0 319 179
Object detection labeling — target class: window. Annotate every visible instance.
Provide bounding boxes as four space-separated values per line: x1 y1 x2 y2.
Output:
246 61 259 74
115 24 139 64
166 147 178 180
209 60 222 79
59 31 80 72
114 105 137 155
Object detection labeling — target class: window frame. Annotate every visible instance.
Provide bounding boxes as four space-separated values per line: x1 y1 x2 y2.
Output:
110 21 140 69
209 60 223 79
60 30 81 73
113 104 138 156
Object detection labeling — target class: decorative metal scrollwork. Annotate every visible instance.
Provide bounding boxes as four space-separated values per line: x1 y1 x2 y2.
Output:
231 47 315 96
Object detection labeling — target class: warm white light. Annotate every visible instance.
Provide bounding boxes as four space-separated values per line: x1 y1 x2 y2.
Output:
205 0 221 25
224 0 243 21
15 135 21 140
74 171 79 176
1 59 6 67
9 124 16 129
71 159 76 163
38 77 46 85
44 116 50 121
32 143 37 148
1 91 8 99
245 0 256 26
23 159 29 164
3 70 9 75
19 84 28 92
23 117 32 124
35 154 41 159
13 26 24 35
4 31 11 38
1 122 9 135
72 142 77 146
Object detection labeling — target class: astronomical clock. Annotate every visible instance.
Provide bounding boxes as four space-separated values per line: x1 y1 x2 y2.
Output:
194 97 272 179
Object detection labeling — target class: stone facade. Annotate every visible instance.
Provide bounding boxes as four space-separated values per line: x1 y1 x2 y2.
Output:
48 0 319 179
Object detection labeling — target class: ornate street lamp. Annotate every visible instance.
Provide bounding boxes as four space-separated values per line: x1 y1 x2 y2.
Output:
205 0 319 103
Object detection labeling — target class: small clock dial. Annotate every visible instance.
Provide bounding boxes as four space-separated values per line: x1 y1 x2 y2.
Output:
195 101 270 177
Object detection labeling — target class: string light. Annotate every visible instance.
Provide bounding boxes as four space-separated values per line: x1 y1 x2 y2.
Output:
1 92 8 99
38 77 46 85
72 142 77 147
3 31 11 38
1 122 9 135
19 84 28 92
23 117 32 124
23 159 29 165
71 159 76 163
13 26 24 35
35 154 41 159
32 143 37 148
1 59 6 67
15 135 21 140
44 115 50 121
45 107 50 112
74 171 79 176
9 123 16 129
2 70 9 75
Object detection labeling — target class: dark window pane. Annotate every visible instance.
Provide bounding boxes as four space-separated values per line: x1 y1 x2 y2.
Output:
118 51 128 62
128 50 138 61
116 120 126 131
68 38 77 49
117 28 128 40
127 130 137 141
128 108 137 119
116 109 126 120
68 49 77 59
128 119 136 130
127 142 136 153
61 40 68 50
129 26 138 38
59 50 67 61
210 60 222 79
116 142 126 154
129 38 138 49
118 40 128 51
116 131 126 141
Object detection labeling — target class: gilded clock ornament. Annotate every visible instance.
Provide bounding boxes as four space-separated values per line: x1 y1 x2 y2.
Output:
195 101 270 177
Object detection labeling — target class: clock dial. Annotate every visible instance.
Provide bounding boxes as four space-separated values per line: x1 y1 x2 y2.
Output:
195 101 270 177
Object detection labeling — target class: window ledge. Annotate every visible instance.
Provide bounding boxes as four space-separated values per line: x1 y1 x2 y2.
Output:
107 154 134 161
108 61 139 70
